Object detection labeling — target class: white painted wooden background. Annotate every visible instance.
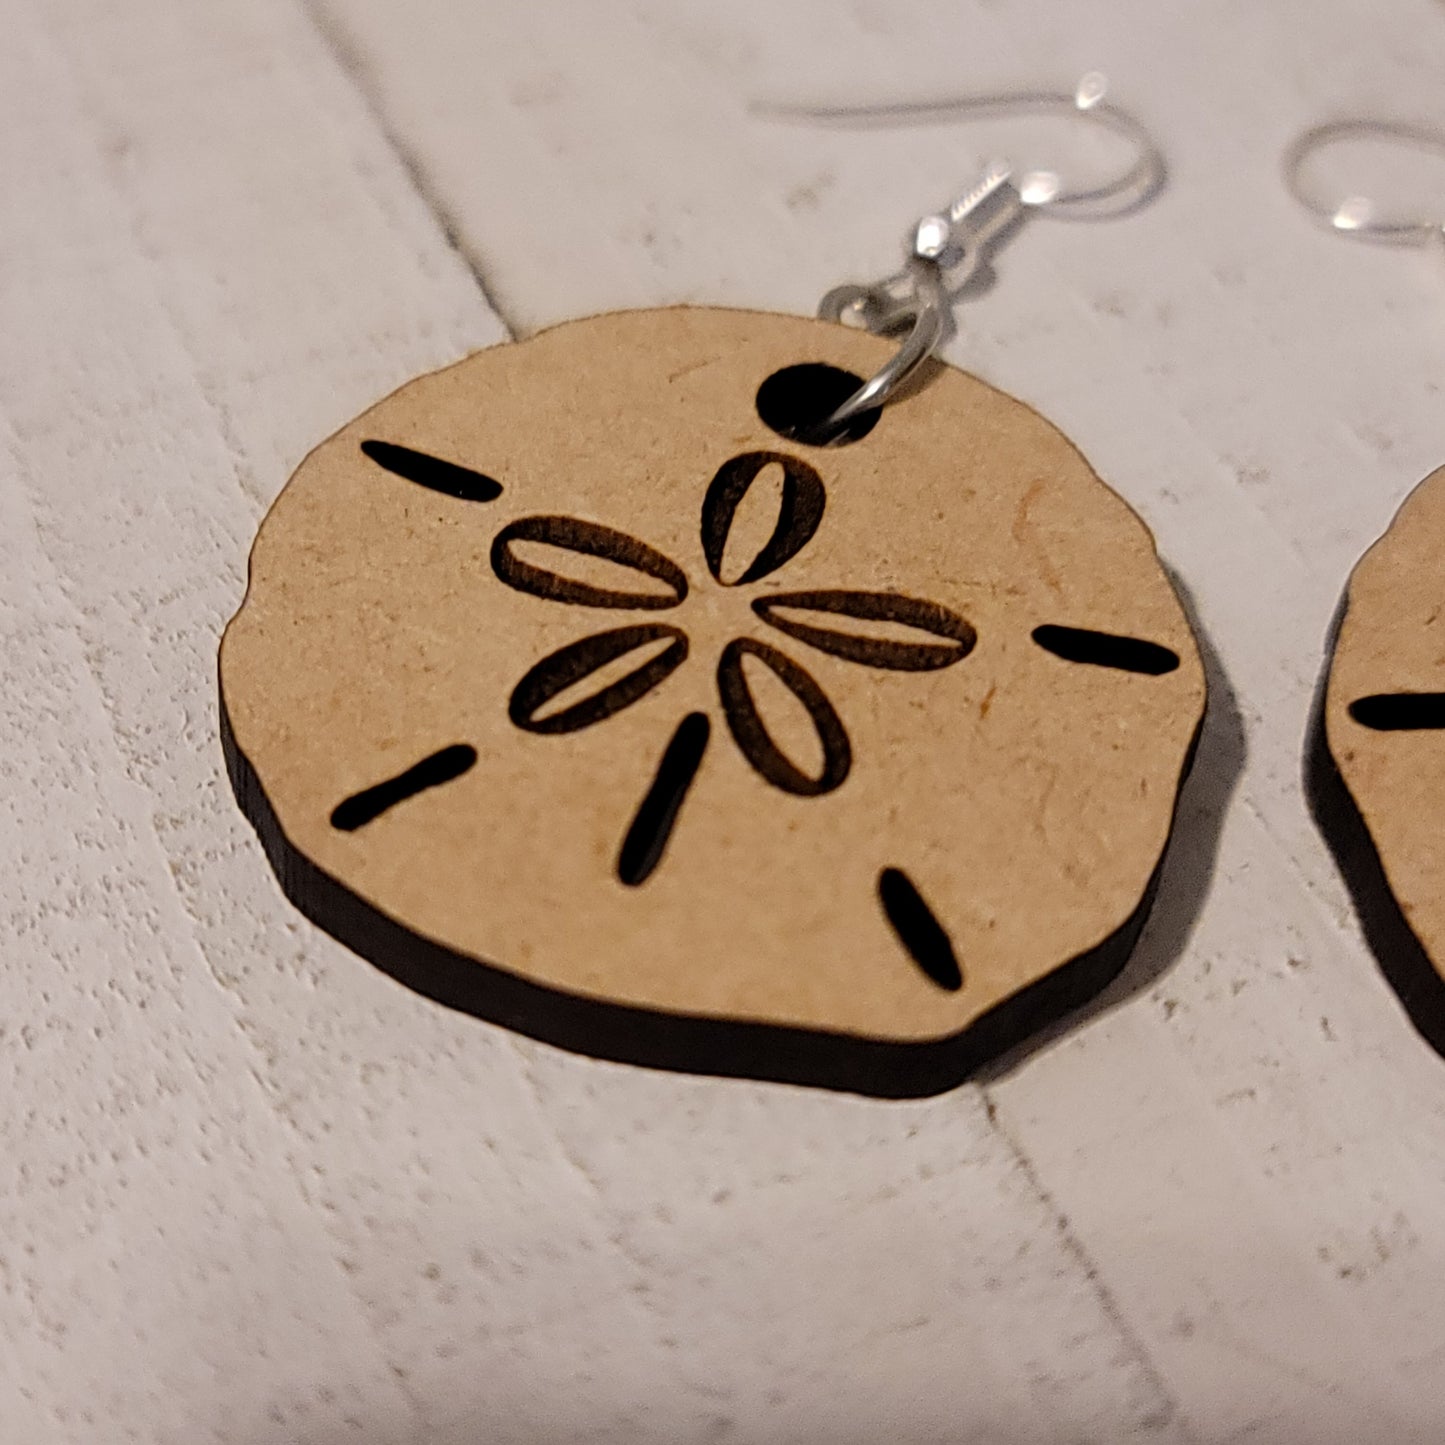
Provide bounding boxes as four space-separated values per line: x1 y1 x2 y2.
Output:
6 0 1445 1439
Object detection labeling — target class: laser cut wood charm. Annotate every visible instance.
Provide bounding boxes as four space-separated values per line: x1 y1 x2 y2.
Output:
220 307 1206 1094
1320 463 1445 1045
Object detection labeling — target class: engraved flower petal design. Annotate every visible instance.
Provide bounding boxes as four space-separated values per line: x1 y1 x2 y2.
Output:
490 449 975 888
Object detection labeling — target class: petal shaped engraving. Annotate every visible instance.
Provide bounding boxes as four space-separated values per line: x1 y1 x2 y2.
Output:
700 451 825 586
753 590 975 670
492 516 688 609
510 624 687 734
716 637 850 795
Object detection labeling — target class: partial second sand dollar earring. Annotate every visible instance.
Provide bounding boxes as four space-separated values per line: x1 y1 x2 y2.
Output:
220 79 1207 1095
1287 120 1445 1050
1318 464 1445 1048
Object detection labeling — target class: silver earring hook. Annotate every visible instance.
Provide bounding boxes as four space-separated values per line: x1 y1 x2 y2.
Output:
1283 119 1445 247
756 72 1166 219
753 74 1167 442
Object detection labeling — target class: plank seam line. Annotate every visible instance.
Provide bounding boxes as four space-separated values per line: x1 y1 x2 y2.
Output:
299 0 522 340
6 422 432 1429
981 1089 1200 1442
506 1038 697 1379
16 14 436 1419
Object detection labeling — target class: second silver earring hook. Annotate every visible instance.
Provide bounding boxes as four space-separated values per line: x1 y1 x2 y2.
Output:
754 74 1168 442
1283 119 1445 247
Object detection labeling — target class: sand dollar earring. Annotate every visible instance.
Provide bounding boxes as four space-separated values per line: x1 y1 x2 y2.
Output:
1288 120 1445 1051
220 78 1207 1094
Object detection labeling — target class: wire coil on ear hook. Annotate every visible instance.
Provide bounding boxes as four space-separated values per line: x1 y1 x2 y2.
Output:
754 73 1168 443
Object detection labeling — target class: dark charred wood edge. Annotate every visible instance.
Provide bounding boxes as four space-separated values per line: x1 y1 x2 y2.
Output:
219 670 1200 1099
1305 591 1445 1060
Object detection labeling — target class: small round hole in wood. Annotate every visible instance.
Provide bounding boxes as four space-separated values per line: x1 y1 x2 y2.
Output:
755 363 880 446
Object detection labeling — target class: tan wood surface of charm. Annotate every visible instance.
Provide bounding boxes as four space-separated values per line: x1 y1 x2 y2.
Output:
220 305 1205 1083
1326 463 1445 972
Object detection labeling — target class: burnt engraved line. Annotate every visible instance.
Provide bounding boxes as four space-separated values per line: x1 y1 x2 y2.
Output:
878 868 963 991
700 451 826 586
360 439 502 502
1031 624 1180 676
331 744 478 831
755 590 976 670
617 712 711 886
716 637 851 796
509 624 688 734
1349 693 1445 731
492 515 688 609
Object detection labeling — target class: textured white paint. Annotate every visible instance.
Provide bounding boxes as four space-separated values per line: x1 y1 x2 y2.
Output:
6 0 1445 1438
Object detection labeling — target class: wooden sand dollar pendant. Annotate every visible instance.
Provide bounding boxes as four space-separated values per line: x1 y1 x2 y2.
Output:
219 305 1206 1093
1318 463 1445 1052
